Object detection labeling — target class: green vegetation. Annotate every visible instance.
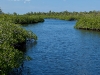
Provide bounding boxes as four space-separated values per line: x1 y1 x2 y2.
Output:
25 10 80 21
25 10 100 31
0 14 44 24
74 13 100 31
0 9 44 75
12 15 44 24
1 8 100 75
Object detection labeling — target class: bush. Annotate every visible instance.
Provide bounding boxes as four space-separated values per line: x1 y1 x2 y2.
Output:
0 14 39 75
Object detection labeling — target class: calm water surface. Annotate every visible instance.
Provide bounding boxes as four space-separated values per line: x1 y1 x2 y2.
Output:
19 19 100 75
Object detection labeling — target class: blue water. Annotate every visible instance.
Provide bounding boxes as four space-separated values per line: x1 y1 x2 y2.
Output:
18 19 100 75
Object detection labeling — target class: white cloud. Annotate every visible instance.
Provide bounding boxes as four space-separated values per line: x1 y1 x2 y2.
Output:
8 0 22 1
14 0 20 1
24 0 31 3
8 0 31 3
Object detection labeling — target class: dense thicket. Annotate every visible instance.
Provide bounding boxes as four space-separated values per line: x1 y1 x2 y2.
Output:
0 14 44 24
25 10 100 31
0 11 44 75
74 14 100 30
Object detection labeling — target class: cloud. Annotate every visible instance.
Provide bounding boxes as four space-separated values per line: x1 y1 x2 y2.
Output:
14 0 20 1
8 0 31 3
24 0 31 3
8 0 22 1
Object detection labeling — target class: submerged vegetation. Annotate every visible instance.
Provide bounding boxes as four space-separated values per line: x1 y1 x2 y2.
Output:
0 9 44 75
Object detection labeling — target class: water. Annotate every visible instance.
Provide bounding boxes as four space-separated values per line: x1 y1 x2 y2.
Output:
18 19 100 75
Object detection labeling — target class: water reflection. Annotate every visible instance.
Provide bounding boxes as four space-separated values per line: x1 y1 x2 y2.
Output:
26 40 37 51
83 30 100 37
14 42 26 52
8 40 37 75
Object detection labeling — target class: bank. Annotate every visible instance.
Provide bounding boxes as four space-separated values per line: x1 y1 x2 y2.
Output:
0 14 44 75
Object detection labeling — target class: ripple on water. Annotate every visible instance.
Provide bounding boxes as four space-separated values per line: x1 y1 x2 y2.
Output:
13 19 100 75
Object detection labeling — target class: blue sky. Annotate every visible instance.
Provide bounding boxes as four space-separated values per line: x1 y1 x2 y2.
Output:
0 0 100 14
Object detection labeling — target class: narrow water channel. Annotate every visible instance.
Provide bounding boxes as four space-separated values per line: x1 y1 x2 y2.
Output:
17 19 100 75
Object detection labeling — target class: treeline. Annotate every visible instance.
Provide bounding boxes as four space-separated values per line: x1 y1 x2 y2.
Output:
25 10 100 31
13 15 44 24
1 14 44 24
0 10 44 75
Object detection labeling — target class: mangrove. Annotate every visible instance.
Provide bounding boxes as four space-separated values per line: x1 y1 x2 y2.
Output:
0 10 44 75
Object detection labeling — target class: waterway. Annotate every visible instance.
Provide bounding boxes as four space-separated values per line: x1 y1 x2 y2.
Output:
15 19 100 75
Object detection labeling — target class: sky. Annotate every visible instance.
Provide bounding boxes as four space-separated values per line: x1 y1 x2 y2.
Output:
0 0 100 14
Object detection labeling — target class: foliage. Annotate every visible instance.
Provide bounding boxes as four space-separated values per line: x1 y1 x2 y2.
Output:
12 15 44 24
0 8 3 14
0 13 43 75
25 10 100 31
74 15 100 30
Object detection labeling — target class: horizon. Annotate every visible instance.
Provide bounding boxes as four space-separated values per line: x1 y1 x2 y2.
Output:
0 0 100 14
